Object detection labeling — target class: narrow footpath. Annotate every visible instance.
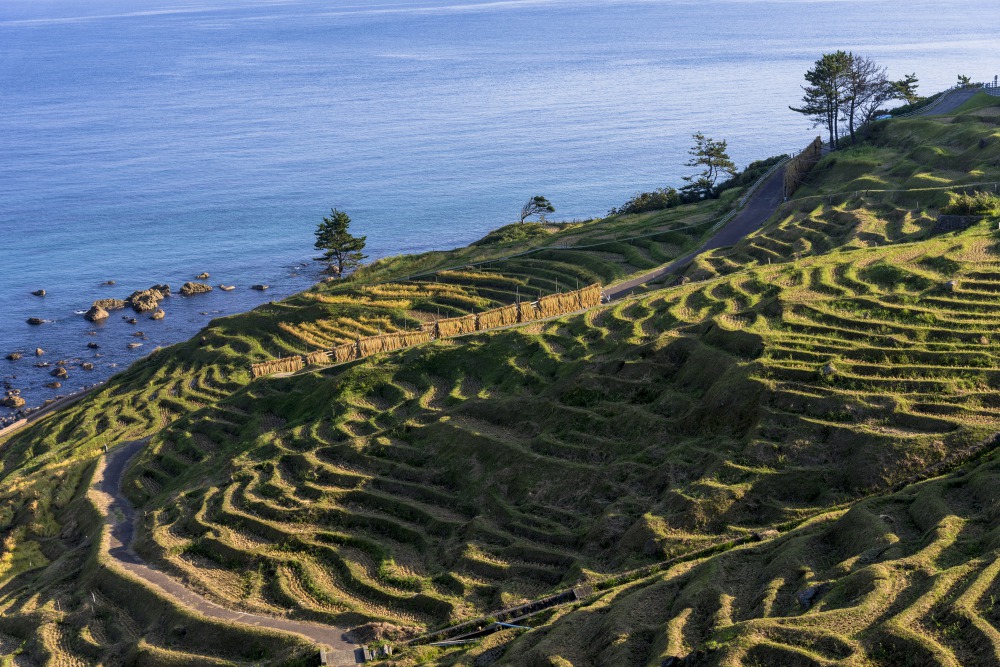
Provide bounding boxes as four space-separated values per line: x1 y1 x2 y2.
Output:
91 440 361 665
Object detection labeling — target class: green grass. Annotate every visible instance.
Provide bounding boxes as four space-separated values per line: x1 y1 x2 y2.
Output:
2 96 1000 666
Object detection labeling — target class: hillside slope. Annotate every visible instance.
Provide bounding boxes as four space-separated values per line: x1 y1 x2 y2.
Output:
0 98 998 665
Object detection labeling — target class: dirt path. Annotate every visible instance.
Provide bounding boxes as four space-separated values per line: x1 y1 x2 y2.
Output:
605 164 786 300
91 440 362 665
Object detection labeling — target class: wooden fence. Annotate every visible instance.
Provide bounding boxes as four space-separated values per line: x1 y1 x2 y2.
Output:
783 136 824 198
250 283 604 379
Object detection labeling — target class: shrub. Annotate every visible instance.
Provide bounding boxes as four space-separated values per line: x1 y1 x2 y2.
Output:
941 191 1000 216
473 223 549 247
608 187 681 216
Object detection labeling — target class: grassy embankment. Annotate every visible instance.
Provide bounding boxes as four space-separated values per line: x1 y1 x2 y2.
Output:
0 184 734 664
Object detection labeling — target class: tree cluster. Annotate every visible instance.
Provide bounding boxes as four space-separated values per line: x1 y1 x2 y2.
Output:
791 52 918 147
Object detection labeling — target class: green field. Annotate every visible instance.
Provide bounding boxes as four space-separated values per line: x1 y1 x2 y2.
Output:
0 96 999 665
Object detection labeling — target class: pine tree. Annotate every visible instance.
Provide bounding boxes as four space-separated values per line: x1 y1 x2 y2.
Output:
519 196 555 223
681 133 737 200
790 51 854 149
893 73 920 105
314 209 367 277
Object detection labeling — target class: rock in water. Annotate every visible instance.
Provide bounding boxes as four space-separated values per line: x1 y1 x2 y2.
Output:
251 284 269 291
35 348 44 356
150 309 165 320
6 352 22 361
51 367 68 378
103 280 116 286
151 283 171 296
127 288 164 312
32 289 46 297
26 317 45 325
219 284 235 291
81 362 94 371
84 305 109 322
93 298 126 311
46 382 61 389
87 342 100 349
126 342 143 350
180 282 213 296
2 394 25 409
195 272 210 280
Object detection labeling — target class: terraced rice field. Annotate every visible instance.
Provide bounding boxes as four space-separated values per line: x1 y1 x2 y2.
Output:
0 101 998 665
0 191 727 665
122 222 1000 656
689 112 1000 281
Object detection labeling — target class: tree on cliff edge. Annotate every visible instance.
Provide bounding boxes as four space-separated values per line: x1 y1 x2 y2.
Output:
519 195 555 223
681 133 737 200
314 208 367 277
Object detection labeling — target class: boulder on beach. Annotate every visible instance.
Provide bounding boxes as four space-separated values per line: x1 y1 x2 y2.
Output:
6 352 22 361
93 298 126 311
251 284 269 291
180 282 212 296
84 305 109 322
26 317 45 325
150 309 165 320
51 367 68 378
32 289 46 297
35 348 44 356
219 284 235 291
195 272 210 280
2 394 25 409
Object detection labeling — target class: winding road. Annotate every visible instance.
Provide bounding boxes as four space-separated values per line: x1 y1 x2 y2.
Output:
605 162 788 300
90 440 361 665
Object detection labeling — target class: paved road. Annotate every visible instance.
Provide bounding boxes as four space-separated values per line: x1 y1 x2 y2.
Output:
605 165 787 300
91 441 362 665
906 87 980 117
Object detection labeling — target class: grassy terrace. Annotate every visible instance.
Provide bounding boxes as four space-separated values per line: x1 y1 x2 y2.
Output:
130 223 1000 660
687 99 1000 281
0 187 729 664
0 97 998 665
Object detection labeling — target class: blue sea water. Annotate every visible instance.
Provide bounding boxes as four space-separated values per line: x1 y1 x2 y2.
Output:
2 0 999 415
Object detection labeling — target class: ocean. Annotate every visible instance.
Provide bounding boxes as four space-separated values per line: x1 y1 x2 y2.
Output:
2 0 998 416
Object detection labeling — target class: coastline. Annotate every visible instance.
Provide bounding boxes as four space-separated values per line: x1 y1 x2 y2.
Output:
1 259 324 423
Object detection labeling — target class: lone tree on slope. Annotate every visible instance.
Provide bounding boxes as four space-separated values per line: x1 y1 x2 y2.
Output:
519 195 555 223
314 208 367 277
681 133 737 200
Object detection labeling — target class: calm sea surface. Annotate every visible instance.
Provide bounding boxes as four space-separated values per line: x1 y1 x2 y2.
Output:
2 0 999 414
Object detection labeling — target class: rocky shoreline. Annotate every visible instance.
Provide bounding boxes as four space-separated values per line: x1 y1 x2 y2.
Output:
4 268 309 423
